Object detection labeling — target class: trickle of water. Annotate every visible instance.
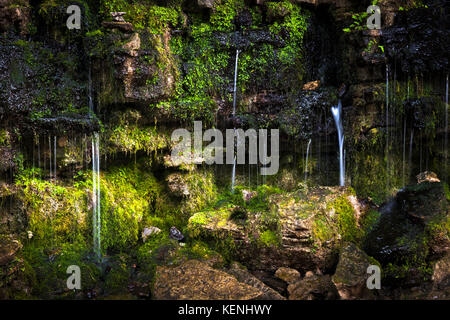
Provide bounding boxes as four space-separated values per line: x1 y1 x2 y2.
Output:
331 100 345 186
231 49 239 192
92 132 101 259
305 138 312 183
89 62 101 259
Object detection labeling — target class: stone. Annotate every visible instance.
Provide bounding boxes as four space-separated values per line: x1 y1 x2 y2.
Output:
0 0 31 35
302 80 320 91
141 226 161 242
111 12 127 22
169 226 184 241
416 171 440 184
288 274 339 300
275 267 301 284
242 190 257 202
227 262 286 300
166 173 190 197
153 260 267 300
101 21 134 33
432 253 450 290
197 0 217 9
0 237 22 266
332 243 378 300
188 186 364 273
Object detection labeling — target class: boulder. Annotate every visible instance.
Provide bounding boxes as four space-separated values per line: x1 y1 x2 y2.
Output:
288 273 339 300
227 262 286 300
166 173 190 197
275 267 301 284
332 243 378 299
141 227 161 242
153 260 270 300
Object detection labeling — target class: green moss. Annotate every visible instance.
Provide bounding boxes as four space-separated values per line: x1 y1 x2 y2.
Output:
259 229 280 247
210 0 245 32
333 196 362 243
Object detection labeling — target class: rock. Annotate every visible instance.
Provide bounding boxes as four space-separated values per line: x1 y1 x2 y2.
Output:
275 267 301 284
0 0 31 35
242 190 258 202
0 237 22 265
101 21 134 33
432 253 450 290
288 274 339 300
141 227 161 242
227 262 286 300
166 173 190 197
302 80 320 91
332 243 378 300
188 186 364 273
95 30 177 106
153 260 268 300
169 226 184 241
197 0 218 9
364 179 449 287
416 171 440 184
111 12 127 22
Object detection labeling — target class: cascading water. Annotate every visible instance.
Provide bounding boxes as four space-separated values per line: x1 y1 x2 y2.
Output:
89 63 101 259
331 100 345 186
231 49 239 192
305 138 312 183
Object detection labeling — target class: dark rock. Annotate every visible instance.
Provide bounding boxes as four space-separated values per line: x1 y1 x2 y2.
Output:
332 243 378 300
169 226 184 241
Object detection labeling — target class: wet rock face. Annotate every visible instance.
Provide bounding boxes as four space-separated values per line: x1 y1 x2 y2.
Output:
0 0 31 35
95 30 177 106
364 178 449 287
153 260 276 300
332 242 378 300
382 3 450 74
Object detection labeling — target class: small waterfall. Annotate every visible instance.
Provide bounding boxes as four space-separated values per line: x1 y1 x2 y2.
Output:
304 138 312 183
331 100 345 186
231 49 239 192
92 133 101 259
89 63 101 259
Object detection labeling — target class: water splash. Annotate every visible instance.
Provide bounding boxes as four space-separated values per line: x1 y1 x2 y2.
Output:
331 100 345 186
231 49 239 192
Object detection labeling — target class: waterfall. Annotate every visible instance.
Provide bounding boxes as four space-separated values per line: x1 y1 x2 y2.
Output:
92 133 101 259
231 49 239 192
331 100 345 186
305 138 312 183
89 62 101 259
